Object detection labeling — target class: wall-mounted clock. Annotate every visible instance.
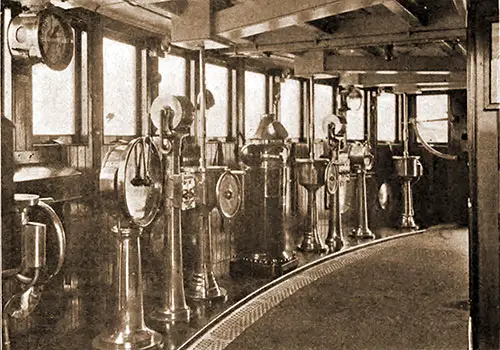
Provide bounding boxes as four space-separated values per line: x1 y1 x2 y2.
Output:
8 10 74 71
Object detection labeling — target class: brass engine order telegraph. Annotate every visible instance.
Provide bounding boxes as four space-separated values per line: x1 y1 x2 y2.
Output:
149 93 194 324
8 9 74 71
393 93 424 230
348 141 375 239
2 194 67 350
296 77 328 254
322 114 350 253
186 47 242 301
94 137 164 350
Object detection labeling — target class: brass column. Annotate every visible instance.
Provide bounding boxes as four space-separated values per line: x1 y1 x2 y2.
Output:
151 139 191 323
93 225 163 350
186 47 227 301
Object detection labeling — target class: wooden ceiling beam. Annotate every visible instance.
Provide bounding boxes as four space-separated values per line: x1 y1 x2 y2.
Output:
213 0 386 40
340 71 466 86
220 27 466 54
294 50 466 76
382 0 428 26
359 46 386 57
295 23 330 36
392 82 466 93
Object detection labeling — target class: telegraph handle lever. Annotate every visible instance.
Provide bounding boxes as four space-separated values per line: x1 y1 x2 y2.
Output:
159 107 174 154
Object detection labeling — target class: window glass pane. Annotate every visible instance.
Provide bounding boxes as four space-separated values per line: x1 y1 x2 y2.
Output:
346 93 364 140
206 63 228 138
81 32 88 137
103 38 136 136
32 45 75 135
245 71 266 139
158 55 186 97
377 92 396 142
314 84 333 139
416 94 448 143
280 79 300 138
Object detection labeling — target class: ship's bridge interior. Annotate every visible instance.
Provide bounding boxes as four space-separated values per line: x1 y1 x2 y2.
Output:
1 0 499 349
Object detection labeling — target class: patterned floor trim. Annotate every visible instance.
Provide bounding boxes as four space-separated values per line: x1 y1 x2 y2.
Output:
181 230 424 350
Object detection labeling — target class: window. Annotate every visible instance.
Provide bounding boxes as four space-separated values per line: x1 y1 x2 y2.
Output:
158 54 186 97
103 38 137 136
205 63 228 138
245 71 266 139
377 92 396 142
314 83 333 139
416 94 448 143
32 34 76 135
346 93 364 140
280 79 300 139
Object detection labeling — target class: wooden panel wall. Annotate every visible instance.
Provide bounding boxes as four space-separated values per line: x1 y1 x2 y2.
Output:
468 1 500 348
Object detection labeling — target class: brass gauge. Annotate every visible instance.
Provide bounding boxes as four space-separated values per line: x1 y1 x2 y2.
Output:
8 10 74 71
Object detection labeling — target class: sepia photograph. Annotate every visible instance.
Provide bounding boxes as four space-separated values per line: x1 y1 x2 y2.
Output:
0 0 498 349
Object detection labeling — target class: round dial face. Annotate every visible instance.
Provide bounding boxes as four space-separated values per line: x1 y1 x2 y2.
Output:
216 171 242 219
38 12 74 71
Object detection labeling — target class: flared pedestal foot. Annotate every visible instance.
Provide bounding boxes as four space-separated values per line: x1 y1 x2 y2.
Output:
326 236 344 253
186 272 228 302
350 227 375 239
297 234 328 254
399 215 419 231
92 328 163 350
149 306 190 325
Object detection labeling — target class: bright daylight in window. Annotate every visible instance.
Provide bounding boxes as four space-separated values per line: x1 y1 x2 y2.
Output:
245 71 266 139
158 54 186 97
314 83 333 139
416 94 448 143
377 92 396 142
206 63 228 138
346 92 364 140
32 51 75 135
280 79 300 139
103 38 136 136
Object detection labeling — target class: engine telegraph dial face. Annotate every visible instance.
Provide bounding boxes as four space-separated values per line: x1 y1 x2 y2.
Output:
325 161 339 195
216 170 242 219
38 12 74 70
8 11 74 71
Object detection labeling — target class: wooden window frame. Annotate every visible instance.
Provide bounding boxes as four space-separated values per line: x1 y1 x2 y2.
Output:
414 91 451 145
484 19 500 110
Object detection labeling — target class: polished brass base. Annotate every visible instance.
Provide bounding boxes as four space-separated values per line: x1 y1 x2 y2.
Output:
325 236 344 253
150 306 190 324
186 270 228 302
92 329 163 350
92 226 164 350
350 227 375 239
399 215 419 230
297 232 328 254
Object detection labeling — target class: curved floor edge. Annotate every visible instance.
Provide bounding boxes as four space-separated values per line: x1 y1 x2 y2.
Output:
179 229 425 350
